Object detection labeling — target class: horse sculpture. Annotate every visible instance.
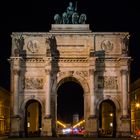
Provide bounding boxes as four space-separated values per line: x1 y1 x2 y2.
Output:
79 14 87 24
54 14 61 24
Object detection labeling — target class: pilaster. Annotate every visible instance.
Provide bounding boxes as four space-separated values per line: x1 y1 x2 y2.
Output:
9 57 24 137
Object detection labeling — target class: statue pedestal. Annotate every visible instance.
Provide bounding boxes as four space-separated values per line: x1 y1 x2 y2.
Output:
41 117 52 136
86 116 98 137
116 116 131 137
9 115 21 137
50 24 91 33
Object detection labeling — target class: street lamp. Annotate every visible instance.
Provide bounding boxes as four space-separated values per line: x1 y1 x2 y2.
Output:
135 102 140 134
136 103 140 108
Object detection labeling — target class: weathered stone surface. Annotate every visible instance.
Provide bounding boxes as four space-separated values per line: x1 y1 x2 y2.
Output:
9 25 131 137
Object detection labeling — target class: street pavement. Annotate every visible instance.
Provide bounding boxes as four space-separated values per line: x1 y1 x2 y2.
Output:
0 136 134 140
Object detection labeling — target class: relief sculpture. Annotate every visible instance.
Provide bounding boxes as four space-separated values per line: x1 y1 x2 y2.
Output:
101 40 114 53
27 40 39 53
14 35 24 56
24 77 44 89
76 71 88 77
121 34 130 55
98 76 118 89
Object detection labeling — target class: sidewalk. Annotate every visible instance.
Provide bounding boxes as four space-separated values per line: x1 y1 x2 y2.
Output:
0 136 8 139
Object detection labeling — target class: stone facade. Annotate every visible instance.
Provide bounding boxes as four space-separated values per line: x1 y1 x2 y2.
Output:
130 78 140 134
9 24 131 137
0 87 10 136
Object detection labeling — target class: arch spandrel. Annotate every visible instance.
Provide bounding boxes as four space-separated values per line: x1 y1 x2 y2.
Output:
56 72 90 94
96 96 121 112
20 96 44 113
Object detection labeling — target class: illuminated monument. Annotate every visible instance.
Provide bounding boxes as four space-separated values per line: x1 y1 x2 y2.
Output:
9 2 131 137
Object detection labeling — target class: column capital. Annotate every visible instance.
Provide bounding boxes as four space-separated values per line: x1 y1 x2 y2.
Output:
120 69 128 74
11 115 21 119
88 115 97 119
44 115 51 119
13 68 20 76
45 69 51 75
120 114 130 120
89 69 95 75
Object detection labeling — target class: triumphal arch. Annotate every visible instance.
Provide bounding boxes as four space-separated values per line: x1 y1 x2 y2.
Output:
9 3 131 137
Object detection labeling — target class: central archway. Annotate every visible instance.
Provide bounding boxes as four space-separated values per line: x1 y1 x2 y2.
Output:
57 77 84 133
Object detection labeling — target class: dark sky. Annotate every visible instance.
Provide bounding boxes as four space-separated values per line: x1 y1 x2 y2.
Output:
0 0 140 91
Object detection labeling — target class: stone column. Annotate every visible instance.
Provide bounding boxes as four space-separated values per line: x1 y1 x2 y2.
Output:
13 68 20 116
89 69 96 117
87 69 97 137
118 69 130 137
121 69 128 117
45 69 51 118
42 69 52 136
9 57 22 137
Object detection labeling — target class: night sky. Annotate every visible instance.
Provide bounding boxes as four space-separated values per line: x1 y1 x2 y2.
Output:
0 0 140 122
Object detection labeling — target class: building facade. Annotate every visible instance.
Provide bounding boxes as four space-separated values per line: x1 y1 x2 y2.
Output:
9 4 131 137
0 87 10 136
130 78 140 134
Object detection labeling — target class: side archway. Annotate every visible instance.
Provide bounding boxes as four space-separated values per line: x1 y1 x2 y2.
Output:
96 96 121 112
20 97 43 137
24 99 42 137
98 99 117 137
20 97 44 113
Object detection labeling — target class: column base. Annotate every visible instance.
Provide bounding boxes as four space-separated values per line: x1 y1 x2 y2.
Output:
86 131 98 137
86 116 97 137
42 117 52 136
118 115 131 137
10 115 21 137
9 132 20 137
44 115 51 119
41 131 49 136
120 115 130 120
116 131 131 137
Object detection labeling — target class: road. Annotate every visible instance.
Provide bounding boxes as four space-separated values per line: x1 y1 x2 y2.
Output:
0 136 134 140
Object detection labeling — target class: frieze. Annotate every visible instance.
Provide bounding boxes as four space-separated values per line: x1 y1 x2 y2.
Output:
98 76 118 89
24 77 44 89
58 71 74 77
117 57 131 66
101 40 114 53
25 58 45 63
57 45 84 47
96 58 118 64
54 57 88 63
